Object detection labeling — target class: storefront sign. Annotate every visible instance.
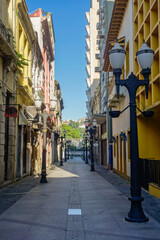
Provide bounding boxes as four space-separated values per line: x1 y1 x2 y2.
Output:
5 107 18 117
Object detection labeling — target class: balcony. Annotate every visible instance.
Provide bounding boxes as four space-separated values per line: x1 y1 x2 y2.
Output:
0 20 12 44
0 20 16 59
86 65 91 77
108 77 125 108
86 78 91 88
85 12 90 24
85 25 90 36
86 89 91 100
85 45 90 52
86 52 90 64
86 101 90 109
85 38 90 50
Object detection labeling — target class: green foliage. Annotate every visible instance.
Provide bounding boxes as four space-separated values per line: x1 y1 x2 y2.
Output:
69 120 79 129
62 123 85 139
15 51 29 73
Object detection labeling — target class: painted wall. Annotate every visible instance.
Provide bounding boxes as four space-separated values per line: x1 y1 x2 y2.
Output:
112 0 133 178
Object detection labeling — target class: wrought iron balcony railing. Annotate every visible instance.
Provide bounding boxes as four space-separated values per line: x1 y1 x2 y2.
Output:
0 19 11 44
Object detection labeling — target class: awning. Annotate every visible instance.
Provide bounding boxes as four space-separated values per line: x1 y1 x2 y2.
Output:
91 114 106 125
19 110 29 125
25 106 37 120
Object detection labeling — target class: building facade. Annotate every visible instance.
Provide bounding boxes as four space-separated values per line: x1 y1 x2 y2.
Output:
85 0 114 167
0 0 18 185
15 0 36 179
102 0 160 197
133 0 160 195
30 8 57 172
0 1 63 187
85 0 100 119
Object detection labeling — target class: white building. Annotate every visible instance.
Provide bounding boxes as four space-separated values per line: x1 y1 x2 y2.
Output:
85 0 100 118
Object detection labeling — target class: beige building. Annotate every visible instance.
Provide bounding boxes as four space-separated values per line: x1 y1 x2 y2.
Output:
103 0 134 178
0 0 18 185
54 80 64 162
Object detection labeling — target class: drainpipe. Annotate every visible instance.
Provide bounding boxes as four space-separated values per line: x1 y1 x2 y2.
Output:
106 72 113 170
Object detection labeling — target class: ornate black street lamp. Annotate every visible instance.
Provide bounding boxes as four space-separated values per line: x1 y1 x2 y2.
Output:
109 40 154 222
82 141 85 161
35 96 57 183
63 131 67 162
67 140 71 159
85 118 97 171
83 133 89 164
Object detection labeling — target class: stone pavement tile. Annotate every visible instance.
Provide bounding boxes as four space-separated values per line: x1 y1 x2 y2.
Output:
68 204 81 209
78 177 112 187
83 212 120 234
85 231 160 240
23 225 66 240
66 230 85 240
67 215 84 231
79 188 122 202
0 219 30 240
113 212 160 239
34 210 68 229
0 212 37 223
81 200 127 215
0 203 43 217
44 196 69 209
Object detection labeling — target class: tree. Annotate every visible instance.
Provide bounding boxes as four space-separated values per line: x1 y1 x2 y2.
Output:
69 120 79 129
62 124 83 139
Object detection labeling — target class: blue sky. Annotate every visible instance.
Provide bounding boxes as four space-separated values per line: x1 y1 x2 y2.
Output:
27 0 90 121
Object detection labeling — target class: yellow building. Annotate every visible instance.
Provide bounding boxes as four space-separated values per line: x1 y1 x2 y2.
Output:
134 0 160 195
15 0 35 178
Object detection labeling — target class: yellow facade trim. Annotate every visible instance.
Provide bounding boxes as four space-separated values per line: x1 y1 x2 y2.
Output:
149 183 160 199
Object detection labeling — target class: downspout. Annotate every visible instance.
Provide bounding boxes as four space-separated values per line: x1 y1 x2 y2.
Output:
106 72 113 170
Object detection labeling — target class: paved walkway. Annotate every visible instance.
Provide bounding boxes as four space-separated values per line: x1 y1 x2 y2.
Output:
0 158 160 240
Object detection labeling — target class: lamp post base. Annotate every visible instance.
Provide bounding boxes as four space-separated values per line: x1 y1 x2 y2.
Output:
40 174 48 183
60 161 63 166
125 196 149 223
90 163 95 171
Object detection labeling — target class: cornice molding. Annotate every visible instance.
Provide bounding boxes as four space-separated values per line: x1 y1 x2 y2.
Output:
17 1 35 47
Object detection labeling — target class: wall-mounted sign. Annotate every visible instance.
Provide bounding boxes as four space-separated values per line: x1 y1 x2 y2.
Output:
5 107 18 117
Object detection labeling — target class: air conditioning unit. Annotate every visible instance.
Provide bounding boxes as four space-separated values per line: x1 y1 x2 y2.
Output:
97 9 100 15
100 6 104 13
95 67 101 72
97 39 101 45
95 54 100 59
98 30 105 38
101 20 105 25
100 13 104 20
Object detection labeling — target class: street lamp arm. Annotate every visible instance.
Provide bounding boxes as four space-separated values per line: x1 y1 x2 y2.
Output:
115 72 150 103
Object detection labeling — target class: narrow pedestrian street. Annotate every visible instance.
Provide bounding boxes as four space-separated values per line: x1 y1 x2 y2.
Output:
0 158 160 240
